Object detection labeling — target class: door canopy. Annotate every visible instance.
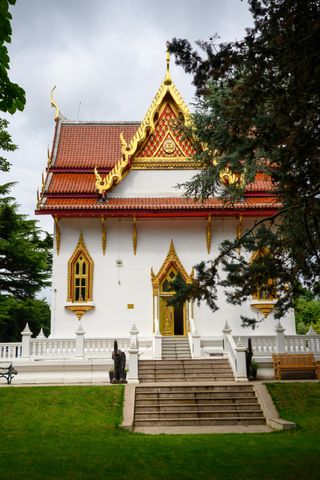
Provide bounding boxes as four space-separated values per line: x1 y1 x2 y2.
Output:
151 240 194 294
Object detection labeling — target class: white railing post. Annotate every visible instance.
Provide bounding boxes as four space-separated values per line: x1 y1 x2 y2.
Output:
21 323 32 359
189 302 201 358
128 324 139 383
153 296 162 360
223 320 232 354
235 337 247 381
275 320 286 353
75 324 85 357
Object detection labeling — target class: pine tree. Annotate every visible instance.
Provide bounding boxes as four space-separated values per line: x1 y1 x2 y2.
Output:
168 0 320 324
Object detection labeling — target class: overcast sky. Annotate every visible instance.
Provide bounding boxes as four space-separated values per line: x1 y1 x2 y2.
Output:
4 0 253 234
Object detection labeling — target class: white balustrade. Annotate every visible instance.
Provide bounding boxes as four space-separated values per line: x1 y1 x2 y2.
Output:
0 343 22 359
30 338 76 357
224 327 247 381
285 335 320 354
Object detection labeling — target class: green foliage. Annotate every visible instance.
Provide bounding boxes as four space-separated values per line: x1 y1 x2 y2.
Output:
0 296 50 341
168 0 320 324
0 384 320 480
0 183 52 300
0 118 16 171
294 293 320 334
0 0 26 114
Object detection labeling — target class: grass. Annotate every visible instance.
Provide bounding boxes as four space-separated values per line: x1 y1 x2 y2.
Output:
0 383 319 480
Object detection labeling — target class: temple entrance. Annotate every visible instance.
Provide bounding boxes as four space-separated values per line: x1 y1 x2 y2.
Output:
159 267 185 336
151 240 193 338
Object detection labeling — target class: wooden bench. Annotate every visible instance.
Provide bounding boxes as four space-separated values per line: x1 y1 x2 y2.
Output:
272 353 320 380
0 363 18 384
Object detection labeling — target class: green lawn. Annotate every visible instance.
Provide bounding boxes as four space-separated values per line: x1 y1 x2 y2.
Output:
1 383 319 480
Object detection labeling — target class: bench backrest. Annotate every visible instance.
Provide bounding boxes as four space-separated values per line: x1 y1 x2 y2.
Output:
272 353 315 367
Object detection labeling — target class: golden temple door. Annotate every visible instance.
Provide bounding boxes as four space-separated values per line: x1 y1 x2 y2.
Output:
159 267 186 336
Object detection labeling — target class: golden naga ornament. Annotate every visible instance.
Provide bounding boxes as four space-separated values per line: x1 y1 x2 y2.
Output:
50 86 59 121
219 166 244 186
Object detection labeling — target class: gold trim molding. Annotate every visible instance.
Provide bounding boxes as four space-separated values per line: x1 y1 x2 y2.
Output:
133 216 137 255
54 216 61 255
206 215 212 254
67 232 94 302
65 304 94 320
101 217 107 255
251 301 275 317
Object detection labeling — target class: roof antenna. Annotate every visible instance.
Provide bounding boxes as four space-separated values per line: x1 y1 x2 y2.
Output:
76 101 82 122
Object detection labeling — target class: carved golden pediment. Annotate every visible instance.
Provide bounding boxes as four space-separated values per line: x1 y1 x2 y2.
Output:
151 240 193 292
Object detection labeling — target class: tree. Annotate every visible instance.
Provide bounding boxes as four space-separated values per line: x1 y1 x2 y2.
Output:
294 290 320 334
0 0 25 113
168 0 320 325
0 1 51 341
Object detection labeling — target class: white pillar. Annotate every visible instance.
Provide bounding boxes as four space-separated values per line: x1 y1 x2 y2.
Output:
21 323 32 359
75 324 85 357
128 324 139 383
235 337 247 380
222 320 232 354
275 320 286 353
154 295 160 334
189 302 201 358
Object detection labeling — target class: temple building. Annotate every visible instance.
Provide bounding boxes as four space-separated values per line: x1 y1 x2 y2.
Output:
36 53 296 355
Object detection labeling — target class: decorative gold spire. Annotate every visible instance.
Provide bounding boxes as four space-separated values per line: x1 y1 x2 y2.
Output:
133 216 137 255
164 50 172 85
101 216 107 255
47 145 52 167
54 216 61 255
206 215 212 254
236 215 243 255
50 86 59 121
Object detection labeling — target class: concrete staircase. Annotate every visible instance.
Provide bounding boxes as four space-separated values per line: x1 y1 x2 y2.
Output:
134 384 266 427
138 358 235 383
161 336 191 360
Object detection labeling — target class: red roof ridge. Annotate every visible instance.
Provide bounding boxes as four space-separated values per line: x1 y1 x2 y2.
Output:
59 120 141 126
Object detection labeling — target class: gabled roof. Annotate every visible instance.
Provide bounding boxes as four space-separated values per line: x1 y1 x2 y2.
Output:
53 122 139 169
36 54 278 218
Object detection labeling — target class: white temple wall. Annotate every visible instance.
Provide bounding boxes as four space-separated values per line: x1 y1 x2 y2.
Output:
51 216 296 339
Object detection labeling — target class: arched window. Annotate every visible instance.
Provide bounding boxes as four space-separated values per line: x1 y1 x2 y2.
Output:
250 248 277 301
67 233 94 303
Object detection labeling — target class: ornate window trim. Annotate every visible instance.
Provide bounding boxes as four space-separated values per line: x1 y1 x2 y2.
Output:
67 232 94 303
250 248 277 317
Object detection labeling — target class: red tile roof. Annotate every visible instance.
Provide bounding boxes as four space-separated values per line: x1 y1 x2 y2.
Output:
37 121 278 217
54 123 139 169
43 196 280 211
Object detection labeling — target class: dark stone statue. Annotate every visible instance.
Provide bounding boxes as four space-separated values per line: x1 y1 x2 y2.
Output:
112 340 126 383
245 337 254 381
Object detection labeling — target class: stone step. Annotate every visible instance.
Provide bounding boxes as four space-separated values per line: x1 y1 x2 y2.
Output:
134 417 266 427
139 360 228 366
135 399 259 408
136 385 253 393
136 394 256 402
139 369 233 375
135 409 263 419
135 403 262 413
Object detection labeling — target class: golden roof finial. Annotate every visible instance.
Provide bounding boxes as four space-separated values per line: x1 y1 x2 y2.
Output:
50 86 59 121
164 50 172 85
